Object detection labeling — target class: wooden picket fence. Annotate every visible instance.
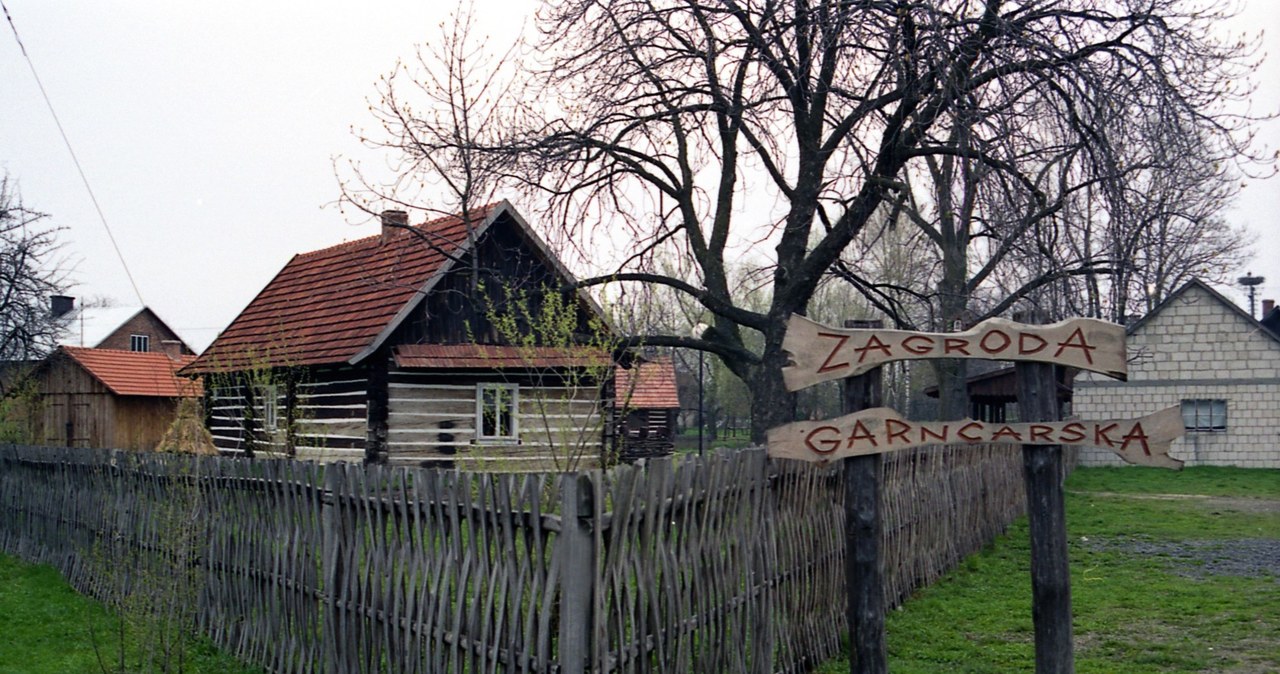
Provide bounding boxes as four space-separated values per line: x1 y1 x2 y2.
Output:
0 443 1024 673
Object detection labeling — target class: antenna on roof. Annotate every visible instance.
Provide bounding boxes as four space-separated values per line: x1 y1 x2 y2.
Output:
1239 272 1265 318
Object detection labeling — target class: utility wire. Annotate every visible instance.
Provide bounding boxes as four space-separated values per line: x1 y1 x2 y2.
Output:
3 0 145 306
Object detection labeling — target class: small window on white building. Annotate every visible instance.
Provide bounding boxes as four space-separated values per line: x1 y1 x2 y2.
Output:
1181 399 1226 432
256 385 278 431
130 334 149 352
477 383 518 441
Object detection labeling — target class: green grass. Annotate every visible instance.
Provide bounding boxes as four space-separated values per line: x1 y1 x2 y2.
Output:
816 466 1280 674
673 429 756 452
1066 465 1280 499
0 554 261 674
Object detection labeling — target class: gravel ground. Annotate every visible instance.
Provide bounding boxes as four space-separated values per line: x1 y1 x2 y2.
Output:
1083 537 1280 580
1076 492 1280 581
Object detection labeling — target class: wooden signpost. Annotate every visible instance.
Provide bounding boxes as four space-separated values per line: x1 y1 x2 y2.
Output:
767 314 1184 674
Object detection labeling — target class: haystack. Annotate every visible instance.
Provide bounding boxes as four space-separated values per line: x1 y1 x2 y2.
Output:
156 397 219 455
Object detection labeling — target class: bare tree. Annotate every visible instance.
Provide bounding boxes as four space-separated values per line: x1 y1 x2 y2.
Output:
0 175 69 386
365 0 1264 440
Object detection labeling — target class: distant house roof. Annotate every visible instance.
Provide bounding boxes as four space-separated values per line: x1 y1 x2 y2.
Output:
57 305 192 352
1129 278 1280 344
57 306 142 348
393 344 610 369
61 346 200 397
616 359 680 409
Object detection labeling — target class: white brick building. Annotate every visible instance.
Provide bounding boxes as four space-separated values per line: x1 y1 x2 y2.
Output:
1073 279 1280 468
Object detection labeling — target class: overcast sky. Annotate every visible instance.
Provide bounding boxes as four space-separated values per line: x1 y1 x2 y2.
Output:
2 1 1279 353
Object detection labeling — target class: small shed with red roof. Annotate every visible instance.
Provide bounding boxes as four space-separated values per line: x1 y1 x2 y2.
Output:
183 201 619 468
32 346 200 450
614 358 681 460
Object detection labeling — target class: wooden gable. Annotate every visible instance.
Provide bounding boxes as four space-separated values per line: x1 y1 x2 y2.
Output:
391 211 602 352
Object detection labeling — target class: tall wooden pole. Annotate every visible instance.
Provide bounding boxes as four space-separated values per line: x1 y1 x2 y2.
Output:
842 319 886 674
1015 312 1075 674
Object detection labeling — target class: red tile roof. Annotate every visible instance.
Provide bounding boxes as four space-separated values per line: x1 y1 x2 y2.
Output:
186 203 504 372
394 344 612 369
62 347 201 398
615 359 680 409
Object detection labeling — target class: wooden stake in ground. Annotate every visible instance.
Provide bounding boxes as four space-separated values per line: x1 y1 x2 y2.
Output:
842 319 886 674
1015 321 1074 674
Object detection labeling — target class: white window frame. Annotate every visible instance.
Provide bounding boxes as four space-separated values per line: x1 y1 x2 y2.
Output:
130 334 149 352
1181 399 1226 433
256 384 279 432
476 383 519 442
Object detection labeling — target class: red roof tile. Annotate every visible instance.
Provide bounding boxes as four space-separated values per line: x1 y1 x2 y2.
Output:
615 359 680 409
186 203 504 372
394 344 611 369
62 347 201 398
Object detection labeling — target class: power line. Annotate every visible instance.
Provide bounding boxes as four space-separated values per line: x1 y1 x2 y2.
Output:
3 0 145 306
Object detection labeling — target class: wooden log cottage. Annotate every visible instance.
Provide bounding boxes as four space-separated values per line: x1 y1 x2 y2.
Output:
183 201 635 468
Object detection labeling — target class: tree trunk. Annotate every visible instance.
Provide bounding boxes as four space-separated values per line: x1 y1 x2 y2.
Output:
933 358 969 421
748 350 796 444
935 241 971 421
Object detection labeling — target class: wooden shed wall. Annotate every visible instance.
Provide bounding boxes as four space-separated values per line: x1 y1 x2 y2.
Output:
38 363 112 448
36 357 180 451
110 397 181 450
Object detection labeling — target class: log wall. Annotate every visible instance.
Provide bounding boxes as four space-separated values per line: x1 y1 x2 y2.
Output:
207 367 606 467
386 371 604 469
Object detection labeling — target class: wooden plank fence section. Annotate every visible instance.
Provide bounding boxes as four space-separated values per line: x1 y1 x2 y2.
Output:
0 443 1025 673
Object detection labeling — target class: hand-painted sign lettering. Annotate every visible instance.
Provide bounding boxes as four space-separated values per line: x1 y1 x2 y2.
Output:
782 314 1126 391
767 406 1184 469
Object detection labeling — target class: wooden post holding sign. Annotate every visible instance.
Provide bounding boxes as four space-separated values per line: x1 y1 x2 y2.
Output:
767 313 1185 674
841 320 887 674
1015 340 1074 674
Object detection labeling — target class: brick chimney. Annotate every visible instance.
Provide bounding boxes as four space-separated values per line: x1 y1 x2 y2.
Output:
1263 299 1275 317
160 339 185 360
50 295 75 318
380 209 409 244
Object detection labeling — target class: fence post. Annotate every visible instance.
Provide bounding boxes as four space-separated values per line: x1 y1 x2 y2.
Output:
321 463 346 674
1015 312 1074 674
841 319 887 674
558 472 597 674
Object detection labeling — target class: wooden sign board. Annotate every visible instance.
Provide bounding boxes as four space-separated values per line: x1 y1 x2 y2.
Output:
768 406 1184 469
782 314 1127 392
